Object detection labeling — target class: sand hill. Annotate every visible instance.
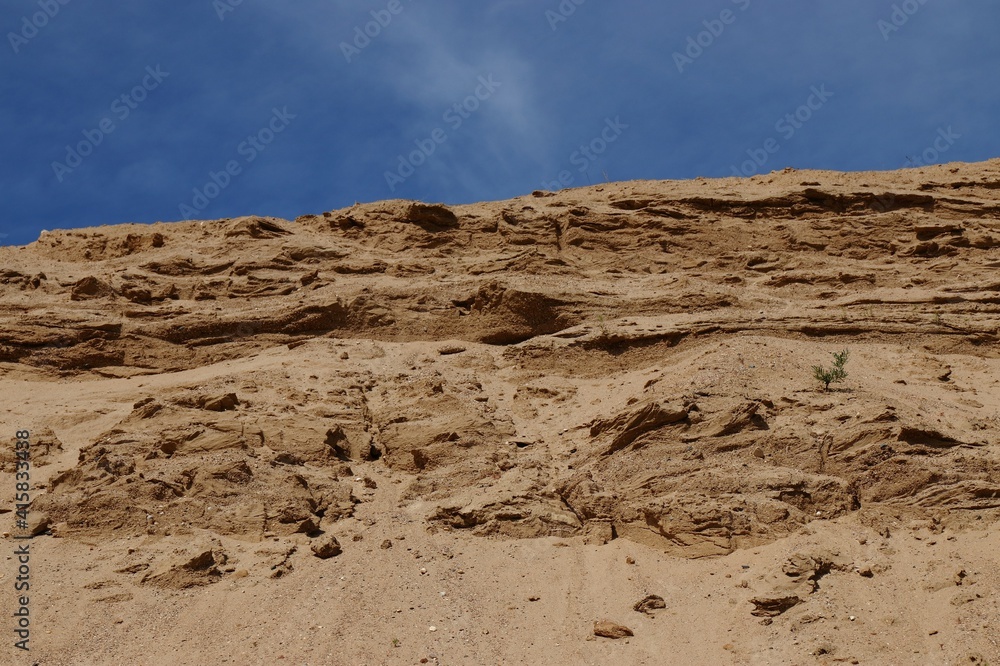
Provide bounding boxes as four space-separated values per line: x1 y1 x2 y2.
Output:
1 160 999 665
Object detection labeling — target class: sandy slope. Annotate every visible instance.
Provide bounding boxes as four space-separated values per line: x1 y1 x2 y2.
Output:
1 159 999 665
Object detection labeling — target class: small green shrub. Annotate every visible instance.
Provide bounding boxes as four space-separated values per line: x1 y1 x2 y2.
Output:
813 349 849 391
595 314 611 340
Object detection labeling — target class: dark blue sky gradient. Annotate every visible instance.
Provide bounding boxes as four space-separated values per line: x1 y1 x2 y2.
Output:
2 0 998 245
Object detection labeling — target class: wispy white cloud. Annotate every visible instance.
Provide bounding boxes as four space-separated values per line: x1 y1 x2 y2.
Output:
365 7 552 166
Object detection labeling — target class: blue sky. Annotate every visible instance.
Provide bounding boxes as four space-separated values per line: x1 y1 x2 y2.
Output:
1 0 998 246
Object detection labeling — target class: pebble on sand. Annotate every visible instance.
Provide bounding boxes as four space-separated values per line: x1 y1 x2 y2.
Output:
594 619 634 639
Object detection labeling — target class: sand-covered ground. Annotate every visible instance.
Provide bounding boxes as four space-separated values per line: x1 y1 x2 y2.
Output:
2 159 999 665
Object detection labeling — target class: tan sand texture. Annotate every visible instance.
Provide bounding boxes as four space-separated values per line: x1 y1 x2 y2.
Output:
1 159 999 664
